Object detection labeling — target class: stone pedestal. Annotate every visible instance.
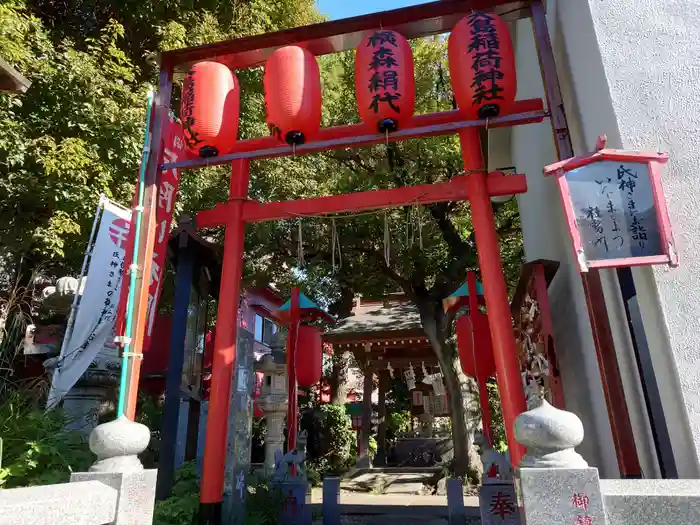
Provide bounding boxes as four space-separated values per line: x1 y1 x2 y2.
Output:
514 401 607 525
480 483 521 525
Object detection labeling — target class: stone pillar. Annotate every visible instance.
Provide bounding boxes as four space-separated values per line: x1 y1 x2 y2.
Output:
223 327 256 524
515 400 607 525
375 370 389 466
256 350 288 472
70 416 158 524
196 400 208 477
358 367 374 468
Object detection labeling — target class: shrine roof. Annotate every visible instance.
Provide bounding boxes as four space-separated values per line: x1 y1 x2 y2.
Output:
324 296 424 343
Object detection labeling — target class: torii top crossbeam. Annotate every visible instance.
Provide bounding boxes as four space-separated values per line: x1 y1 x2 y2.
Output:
159 0 530 72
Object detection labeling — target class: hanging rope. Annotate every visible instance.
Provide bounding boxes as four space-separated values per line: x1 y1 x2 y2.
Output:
383 212 391 266
297 219 305 268
331 218 342 272
418 207 424 250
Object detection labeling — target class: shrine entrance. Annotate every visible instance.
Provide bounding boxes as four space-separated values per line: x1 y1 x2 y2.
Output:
324 295 447 468
113 1 638 523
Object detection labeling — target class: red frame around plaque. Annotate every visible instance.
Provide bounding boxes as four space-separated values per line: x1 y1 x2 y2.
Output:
544 139 678 272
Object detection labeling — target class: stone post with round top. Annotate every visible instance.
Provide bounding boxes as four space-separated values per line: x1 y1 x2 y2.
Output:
514 400 608 525
69 416 158 524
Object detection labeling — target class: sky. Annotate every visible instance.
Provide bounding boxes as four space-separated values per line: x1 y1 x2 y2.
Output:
316 0 430 20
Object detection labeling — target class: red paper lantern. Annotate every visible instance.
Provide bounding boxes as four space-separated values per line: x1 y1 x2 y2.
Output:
295 324 323 387
180 61 240 158
448 13 517 120
456 311 495 379
264 46 322 146
355 30 415 133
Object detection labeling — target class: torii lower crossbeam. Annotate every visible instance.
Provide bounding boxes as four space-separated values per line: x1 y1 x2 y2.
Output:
196 172 527 227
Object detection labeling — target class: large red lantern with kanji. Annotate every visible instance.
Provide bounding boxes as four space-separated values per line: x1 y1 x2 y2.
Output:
264 46 322 146
180 61 240 158
355 30 415 133
448 13 516 120
295 324 323 387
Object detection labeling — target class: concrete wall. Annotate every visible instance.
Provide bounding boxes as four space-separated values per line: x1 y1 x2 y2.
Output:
509 0 700 478
577 0 700 478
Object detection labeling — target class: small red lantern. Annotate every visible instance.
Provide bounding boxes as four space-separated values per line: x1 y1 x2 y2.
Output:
355 30 415 133
448 13 517 120
295 324 323 387
456 312 495 380
180 61 240 158
264 46 322 146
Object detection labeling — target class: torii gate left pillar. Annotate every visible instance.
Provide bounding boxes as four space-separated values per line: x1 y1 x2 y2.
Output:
199 159 249 524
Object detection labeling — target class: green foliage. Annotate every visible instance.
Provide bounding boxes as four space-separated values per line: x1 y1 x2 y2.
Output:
487 381 508 453
0 388 93 488
243 472 286 525
387 410 411 437
154 463 286 525
153 461 200 525
303 404 356 479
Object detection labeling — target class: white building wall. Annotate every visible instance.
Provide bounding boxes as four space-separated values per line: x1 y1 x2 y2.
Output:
561 0 700 478
554 0 663 480
576 0 700 479
508 0 700 477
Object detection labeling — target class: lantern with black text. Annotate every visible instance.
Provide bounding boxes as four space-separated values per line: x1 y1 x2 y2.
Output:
355 30 415 133
296 324 323 387
448 13 516 119
264 46 322 146
180 61 240 158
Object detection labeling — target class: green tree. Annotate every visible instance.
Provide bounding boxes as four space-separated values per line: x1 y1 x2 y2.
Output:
1 0 522 478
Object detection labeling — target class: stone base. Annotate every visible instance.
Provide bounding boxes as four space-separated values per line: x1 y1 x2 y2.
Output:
71 469 157 525
517 467 606 525
274 480 311 525
479 482 521 525
601 479 700 525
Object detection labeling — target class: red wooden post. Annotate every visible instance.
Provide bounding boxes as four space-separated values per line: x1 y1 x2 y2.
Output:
124 69 173 420
287 288 300 451
460 128 527 466
199 159 250 521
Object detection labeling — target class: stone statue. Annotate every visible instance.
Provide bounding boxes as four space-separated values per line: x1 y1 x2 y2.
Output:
474 430 513 484
273 437 308 482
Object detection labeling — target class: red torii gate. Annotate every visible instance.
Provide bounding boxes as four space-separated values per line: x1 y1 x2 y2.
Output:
119 1 614 522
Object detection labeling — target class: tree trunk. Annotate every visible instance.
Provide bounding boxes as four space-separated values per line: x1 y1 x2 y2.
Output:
329 351 350 404
417 297 481 479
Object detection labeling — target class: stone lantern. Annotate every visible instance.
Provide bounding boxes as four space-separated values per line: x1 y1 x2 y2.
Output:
254 350 288 471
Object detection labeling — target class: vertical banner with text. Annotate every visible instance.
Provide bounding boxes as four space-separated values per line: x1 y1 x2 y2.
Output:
47 200 132 408
114 113 186 353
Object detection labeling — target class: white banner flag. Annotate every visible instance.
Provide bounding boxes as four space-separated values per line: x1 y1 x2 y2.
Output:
46 199 131 408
